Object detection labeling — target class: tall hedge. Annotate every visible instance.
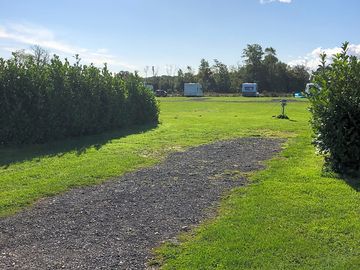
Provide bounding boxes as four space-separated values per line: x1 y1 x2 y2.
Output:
309 42 360 174
0 53 159 145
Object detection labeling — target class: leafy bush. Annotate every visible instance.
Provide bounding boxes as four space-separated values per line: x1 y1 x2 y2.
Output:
126 78 159 125
0 53 159 145
309 42 360 174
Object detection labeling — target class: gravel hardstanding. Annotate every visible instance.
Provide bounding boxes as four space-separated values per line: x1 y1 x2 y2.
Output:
0 138 283 269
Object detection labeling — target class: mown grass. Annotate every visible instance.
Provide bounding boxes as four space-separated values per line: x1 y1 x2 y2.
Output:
0 97 306 217
156 134 360 269
1 96 359 269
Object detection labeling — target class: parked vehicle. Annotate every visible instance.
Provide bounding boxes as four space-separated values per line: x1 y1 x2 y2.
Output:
184 83 203 97
155 89 167 97
294 92 305 98
241 83 259 97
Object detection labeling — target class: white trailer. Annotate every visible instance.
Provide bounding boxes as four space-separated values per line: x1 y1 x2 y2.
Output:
184 83 203 97
241 83 259 97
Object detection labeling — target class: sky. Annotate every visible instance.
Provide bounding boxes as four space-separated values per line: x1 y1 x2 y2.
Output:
1 0 360 74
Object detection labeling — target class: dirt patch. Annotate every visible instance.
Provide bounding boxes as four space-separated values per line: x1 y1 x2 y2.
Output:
0 138 283 270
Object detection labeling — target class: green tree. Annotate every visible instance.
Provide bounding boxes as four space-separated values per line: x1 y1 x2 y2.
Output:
197 59 214 91
212 59 231 92
242 44 264 87
263 47 278 90
184 66 196 83
175 68 185 91
287 65 310 92
273 62 289 92
229 65 244 92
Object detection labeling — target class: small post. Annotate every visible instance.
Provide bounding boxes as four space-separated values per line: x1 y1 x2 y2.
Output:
277 99 288 119
281 99 286 117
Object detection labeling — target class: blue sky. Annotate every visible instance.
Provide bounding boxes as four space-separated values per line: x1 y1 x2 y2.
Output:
1 0 360 74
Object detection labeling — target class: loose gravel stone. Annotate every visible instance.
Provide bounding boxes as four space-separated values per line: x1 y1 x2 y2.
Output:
0 138 283 270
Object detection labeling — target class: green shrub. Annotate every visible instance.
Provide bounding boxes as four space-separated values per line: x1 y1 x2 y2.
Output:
0 53 159 145
309 42 360 174
126 78 159 125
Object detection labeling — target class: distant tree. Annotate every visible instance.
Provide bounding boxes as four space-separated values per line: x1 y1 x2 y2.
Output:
31 45 49 66
138 44 310 95
229 65 244 92
166 65 177 92
212 59 231 92
184 66 196 83
287 65 310 92
264 47 278 64
243 44 264 67
242 44 264 87
143 66 149 84
158 75 172 91
150 66 160 89
151 66 158 77
197 59 214 91
263 47 279 90
12 49 33 64
273 62 289 92
175 68 185 91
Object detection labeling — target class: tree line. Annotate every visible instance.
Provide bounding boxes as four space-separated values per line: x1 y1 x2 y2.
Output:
145 44 310 94
0 47 159 145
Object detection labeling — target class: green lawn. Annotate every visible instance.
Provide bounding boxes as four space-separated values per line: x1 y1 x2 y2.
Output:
156 135 360 269
0 97 305 217
1 97 359 269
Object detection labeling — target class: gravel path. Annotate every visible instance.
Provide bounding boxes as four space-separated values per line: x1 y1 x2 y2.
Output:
0 138 283 270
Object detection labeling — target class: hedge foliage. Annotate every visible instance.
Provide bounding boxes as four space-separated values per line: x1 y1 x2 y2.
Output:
309 42 360 174
0 53 159 145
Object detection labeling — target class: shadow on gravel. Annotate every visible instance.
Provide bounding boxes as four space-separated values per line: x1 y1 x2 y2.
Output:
0 123 158 168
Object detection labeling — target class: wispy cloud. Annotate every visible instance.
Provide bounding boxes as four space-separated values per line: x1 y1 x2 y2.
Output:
0 23 136 71
288 43 360 70
260 0 292 4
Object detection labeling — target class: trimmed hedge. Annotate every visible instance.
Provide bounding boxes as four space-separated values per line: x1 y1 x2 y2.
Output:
0 53 159 144
309 42 360 174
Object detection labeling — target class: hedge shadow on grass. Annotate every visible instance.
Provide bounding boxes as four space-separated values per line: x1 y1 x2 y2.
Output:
322 166 360 192
343 175 360 192
0 123 158 169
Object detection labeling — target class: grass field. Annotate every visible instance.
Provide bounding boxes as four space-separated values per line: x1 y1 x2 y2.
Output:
0 97 304 217
1 97 359 269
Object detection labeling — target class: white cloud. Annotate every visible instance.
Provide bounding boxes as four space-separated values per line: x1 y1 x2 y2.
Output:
260 0 292 4
0 46 21 53
0 23 136 71
288 43 360 70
